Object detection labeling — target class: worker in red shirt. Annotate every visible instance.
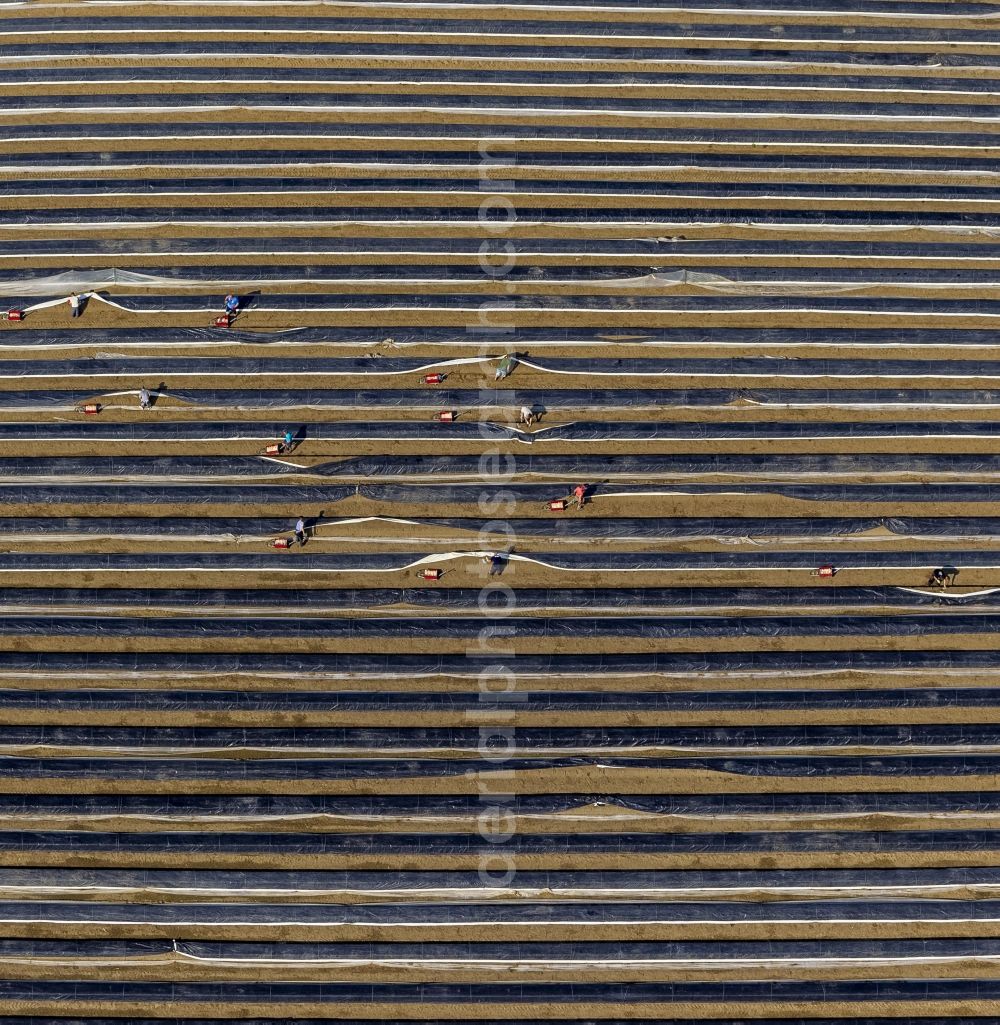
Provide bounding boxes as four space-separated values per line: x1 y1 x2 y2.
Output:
573 484 588 509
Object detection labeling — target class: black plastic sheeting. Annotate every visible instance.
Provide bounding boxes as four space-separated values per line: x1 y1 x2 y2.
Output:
9 117 1000 143
15 260 1000 286
5 66 1000 92
6 66 998 94
16 388 1000 410
261 452 1000 478
5 687 1000 714
11 515 1000 541
0 550 993 572
0 585 985 611
11 177 1000 200
0 232 998 252
10 11 992 41
9 754 1000 782
12 724 1000 750
4 481 1000 507
3 453 1000 481
10 420 1000 443
2 896 1000 923
3 234 997 254
13 84 1000 115
7 114 1000 145
0 456 299 478
1 16 996 48
13 354 1000 379
6 865 1000 892
11 326 1000 349
5 612 1000 639
10 936 1000 960
17 209 1000 232
0 830 997 855
9 792 1000 816
1 979 1000 1003
5 480 1000 509
7 863 1000 887
1 650 999 675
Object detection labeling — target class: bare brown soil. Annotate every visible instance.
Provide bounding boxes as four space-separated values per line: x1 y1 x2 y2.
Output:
0 953 998 985
7 1 995 30
1 765 998 798
9 302 1000 332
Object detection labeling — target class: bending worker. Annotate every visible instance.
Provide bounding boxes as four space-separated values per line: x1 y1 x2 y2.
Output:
495 353 517 381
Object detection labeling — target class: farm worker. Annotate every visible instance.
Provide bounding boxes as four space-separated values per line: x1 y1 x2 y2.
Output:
224 293 240 316
573 484 587 508
68 293 81 318
487 552 505 576
928 567 953 589
495 353 517 381
139 387 151 410
284 429 295 449
519 405 536 426
294 517 306 547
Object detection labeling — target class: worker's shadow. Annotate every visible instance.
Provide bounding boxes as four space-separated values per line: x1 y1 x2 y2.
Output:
306 509 325 532
294 425 308 445
237 290 261 315
147 382 166 409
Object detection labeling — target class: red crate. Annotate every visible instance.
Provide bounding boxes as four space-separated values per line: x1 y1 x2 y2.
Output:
264 443 283 455
272 538 291 550
6 310 23 323
548 499 567 511
436 410 455 423
214 315 231 328
817 565 835 578
424 373 444 384
82 403 101 415
420 568 442 580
